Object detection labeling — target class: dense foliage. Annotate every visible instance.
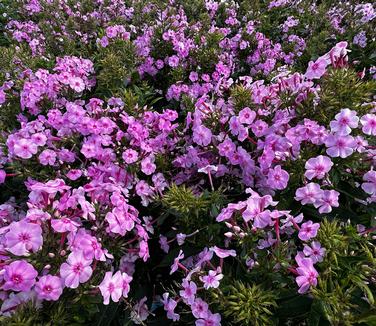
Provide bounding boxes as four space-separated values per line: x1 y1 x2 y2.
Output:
0 0 375 325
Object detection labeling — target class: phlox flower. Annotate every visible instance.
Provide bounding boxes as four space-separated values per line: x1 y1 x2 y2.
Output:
191 298 209 319
39 149 57 166
295 183 322 205
98 271 123 305
200 269 223 289
298 221 320 241
238 107 256 125
35 275 63 301
303 241 325 263
267 165 289 190
60 251 93 289
141 156 156 175
66 169 82 180
305 58 328 79
330 108 359 135
159 235 170 253
210 246 236 258
304 155 333 180
2 260 38 292
360 114 376 135
122 149 139 163
130 297 149 324
13 138 38 159
170 250 184 274
295 253 318 294
361 170 376 195
193 125 212 146
314 189 340 213
51 217 80 233
69 77 85 92
325 134 355 158
217 139 236 158
5 220 43 256
162 293 180 321
196 312 221 326
179 279 197 305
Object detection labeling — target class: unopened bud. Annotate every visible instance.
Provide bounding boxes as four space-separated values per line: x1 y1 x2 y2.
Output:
48 253 55 258
233 226 241 233
224 232 233 238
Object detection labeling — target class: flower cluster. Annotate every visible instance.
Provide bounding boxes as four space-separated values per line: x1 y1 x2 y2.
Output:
0 0 375 325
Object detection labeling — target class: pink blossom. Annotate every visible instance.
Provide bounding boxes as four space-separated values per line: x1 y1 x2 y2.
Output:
122 149 139 163
2 260 38 292
69 77 85 92
179 279 197 304
5 220 43 256
170 249 184 274
267 165 289 190
295 183 322 205
120 271 133 297
159 235 170 253
360 114 376 135
304 155 333 180
295 253 318 294
196 312 221 326
39 149 57 166
98 271 123 305
305 58 327 79
298 221 320 241
330 108 359 135
314 189 339 213
303 241 325 263
238 107 256 124
200 269 223 289
362 170 376 195
193 125 212 146
35 275 63 301
325 134 355 158
13 139 38 159
51 217 80 233
162 293 180 321
191 298 209 319
66 169 82 180
141 156 156 175
60 251 93 289
210 246 236 258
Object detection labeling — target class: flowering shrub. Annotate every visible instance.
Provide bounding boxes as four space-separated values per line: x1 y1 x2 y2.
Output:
0 0 375 325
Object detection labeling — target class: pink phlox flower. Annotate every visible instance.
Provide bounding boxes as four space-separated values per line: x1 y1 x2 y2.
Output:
304 155 333 180
210 246 236 258
98 271 123 305
330 108 359 135
200 268 224 289
325 134 355 158
298 221 320 241
314 189 340 213
195 312 221 326
35 275 63 301
2 260 38 292
179 279 197 305
191 298 209 319
360 114 376 135
59 251 93 289
267 165 289 190
162 293 180 321
303 241 325 263
295 253 318 294
362 170 376 195
5 220 43 256
170 250 184 274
